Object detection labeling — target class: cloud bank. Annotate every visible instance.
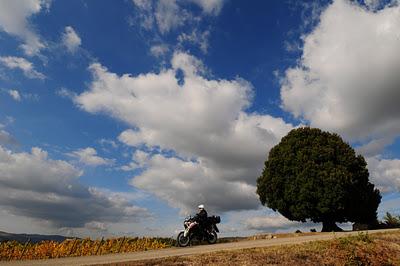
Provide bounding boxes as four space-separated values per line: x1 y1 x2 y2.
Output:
281 0 400 145
75 51 293 213
0 145 148 229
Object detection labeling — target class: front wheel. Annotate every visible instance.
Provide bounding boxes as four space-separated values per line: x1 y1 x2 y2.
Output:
207 231 217 244
177 231 190 247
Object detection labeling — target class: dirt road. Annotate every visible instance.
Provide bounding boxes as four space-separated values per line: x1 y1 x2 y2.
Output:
1 228 397 266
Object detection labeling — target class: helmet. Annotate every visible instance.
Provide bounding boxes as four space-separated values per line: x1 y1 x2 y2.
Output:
198 204 205 209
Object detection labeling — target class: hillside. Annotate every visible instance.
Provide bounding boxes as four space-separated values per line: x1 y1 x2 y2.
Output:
0 231 68 244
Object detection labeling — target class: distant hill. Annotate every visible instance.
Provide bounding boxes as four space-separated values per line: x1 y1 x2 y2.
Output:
0 231 70 243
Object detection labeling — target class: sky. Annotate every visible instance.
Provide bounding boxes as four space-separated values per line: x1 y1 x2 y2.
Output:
1 0 400 238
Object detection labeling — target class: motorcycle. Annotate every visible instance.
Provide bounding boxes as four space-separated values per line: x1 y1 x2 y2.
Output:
177 215 221 247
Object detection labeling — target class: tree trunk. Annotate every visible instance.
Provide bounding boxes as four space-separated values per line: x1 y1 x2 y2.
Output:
321 220 343 232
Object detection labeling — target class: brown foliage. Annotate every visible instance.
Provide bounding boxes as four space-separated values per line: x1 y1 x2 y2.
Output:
0 237 172 261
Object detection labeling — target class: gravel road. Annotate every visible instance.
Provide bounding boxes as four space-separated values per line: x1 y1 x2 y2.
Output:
1 228 397 266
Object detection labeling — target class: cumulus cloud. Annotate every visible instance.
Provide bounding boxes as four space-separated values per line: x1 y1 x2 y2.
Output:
0 56 45 79
242 213 345 232
189 0 224 15
0 0 49 56
62 26 82 53
132 0 152 10
131 0 224 34
131 153 260 214
67 147 114 166
150 44 169 57
281 0 400 146
178 29 210 53
0 145 149 228
56 87 76 99
155 0 187 34
0 130 18 146
356 137 395 157
367 156 400 193
244 214 300 231
85 221 108 232
75 51 293 213
98 138 118 149
120 150 149 171
2 87 38 103
131 0 224 58
131 0 155 30
131 0 185 33
8 89 21 101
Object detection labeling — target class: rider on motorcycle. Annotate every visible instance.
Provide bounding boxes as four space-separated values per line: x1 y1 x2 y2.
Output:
194 204 208 235
177 204 220 247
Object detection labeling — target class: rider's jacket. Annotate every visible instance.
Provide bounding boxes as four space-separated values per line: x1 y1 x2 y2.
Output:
194 209 208 226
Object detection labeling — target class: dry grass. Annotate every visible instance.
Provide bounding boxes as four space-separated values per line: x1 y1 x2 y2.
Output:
0 237 172 261
107 230 400 266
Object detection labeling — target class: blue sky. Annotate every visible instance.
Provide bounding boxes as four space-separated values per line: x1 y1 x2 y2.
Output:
1 0 400 237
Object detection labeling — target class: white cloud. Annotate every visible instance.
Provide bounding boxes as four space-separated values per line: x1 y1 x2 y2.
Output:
2 87 39 102
178 29 210 53
131 0 224 58
0 0 49 56
8 89 21 101
244 214 300 231
75 51 294 213
62 26 82 53
131 0 224 34
367 156 400 193
0 56 45 79
130 0 155 30
84 221 108 232
133 0 224 15
218 209 328 234
56 87 76 99
242 213 351 232
131 153 260 214
0 130 18 146
0 145 149 229
281 0 400 145
356 137 395 157
120 150 149 171
189 0 224 15
132 0 185 33
68 147 114 166
155 0 187 34
132 0 152 11
150 44 169 57
98 138 118 149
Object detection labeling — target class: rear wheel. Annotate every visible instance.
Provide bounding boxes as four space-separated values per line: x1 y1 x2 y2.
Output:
207 231 217 244
177 231 190 247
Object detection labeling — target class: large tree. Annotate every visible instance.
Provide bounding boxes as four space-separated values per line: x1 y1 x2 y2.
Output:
257 127 381 232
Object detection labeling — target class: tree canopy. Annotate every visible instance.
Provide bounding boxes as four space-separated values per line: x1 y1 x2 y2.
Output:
256 127 381 231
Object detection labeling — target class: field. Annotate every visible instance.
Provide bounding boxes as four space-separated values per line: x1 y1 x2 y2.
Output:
2 230 400 265
119 230 400 266
0 237 173 261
